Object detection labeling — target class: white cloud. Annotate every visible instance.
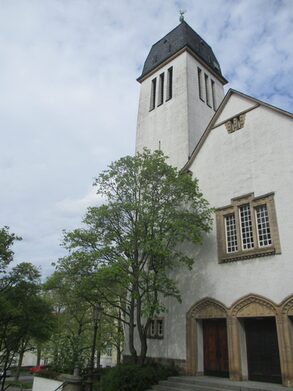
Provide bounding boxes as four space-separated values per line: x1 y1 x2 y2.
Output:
55 187 103 216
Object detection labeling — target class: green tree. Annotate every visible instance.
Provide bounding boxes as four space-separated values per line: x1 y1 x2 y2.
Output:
0 249 55 389
44 270 93 374
0 226 21 286
60 149 212 364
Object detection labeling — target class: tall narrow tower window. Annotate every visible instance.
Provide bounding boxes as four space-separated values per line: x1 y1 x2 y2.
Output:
211 80 216 110
166 67 173 101
197 67 204 101
204 73 211 107
150 78 157 110
158 73 164 106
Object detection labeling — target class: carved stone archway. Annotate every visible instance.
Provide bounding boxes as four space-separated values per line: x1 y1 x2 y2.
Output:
186 298 228 375
228 294 279 381
186 294 293 386
281 295 293 316
231 293 277 318
279 295 293 387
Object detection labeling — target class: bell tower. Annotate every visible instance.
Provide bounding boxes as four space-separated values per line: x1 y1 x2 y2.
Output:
135 19 228 168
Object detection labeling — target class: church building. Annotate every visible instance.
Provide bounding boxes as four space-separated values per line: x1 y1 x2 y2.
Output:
134 19 293 387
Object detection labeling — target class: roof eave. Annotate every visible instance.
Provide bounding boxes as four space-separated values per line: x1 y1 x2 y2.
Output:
137 46 228 85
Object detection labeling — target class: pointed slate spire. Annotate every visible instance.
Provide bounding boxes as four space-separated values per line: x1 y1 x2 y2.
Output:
137 21 227 84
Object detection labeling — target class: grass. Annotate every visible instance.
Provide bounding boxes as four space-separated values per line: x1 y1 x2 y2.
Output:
5 380 33 389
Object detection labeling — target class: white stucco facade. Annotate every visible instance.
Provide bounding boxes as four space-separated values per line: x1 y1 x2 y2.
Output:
136 51 225 168
145 94 293 361
131 20 293 387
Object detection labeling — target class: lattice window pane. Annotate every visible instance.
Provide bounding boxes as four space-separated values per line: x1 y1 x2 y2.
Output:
225 214 238 253
239 204 254 249
150 320 156 336
157 320 163 337
256 205 272 247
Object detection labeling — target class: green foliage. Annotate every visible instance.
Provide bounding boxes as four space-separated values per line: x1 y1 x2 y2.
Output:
58 149 212 363
5 380 33 389
43 270 99 373
0 262 55 369
35 368 60 380
99 363 178 391
0 227 55 390
0 227 21 274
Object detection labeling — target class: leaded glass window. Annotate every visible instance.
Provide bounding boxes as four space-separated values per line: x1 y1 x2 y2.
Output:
239 204 254 249
225 214 238 253
256 205 272 247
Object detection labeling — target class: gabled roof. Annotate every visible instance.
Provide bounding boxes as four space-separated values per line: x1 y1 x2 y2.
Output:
182 89 293 171
137 21 227 84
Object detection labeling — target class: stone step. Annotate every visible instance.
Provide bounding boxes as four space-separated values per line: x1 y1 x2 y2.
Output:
147 376 293 391
150 381 225 391
164 378 235 390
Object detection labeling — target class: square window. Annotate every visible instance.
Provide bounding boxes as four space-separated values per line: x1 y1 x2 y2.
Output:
216 193 281 262
147 318 164 339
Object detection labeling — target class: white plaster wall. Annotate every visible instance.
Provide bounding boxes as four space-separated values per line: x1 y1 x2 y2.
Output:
32 377 62 391
216 94 256 124
136 52 189 168
145 104 293 361
186 53 224 156
22 351 45 366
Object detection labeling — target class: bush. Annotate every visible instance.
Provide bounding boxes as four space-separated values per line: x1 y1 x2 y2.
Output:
35 368 60 380
99 363 178 391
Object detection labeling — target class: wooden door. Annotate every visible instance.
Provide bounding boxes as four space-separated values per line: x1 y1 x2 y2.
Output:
245 317 281 384
203 318 229 377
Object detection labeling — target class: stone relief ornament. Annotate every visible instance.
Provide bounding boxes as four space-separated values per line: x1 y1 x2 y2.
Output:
225 113 246 133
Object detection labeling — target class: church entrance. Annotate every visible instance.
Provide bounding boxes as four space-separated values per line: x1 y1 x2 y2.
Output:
203 318 229 377
244 317 282 384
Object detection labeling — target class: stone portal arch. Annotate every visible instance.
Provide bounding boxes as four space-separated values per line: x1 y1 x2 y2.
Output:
188 297 228 320
281 295 293 316
186 298 228 375
230 294 282 384
231 293 277 317
279 295 293 386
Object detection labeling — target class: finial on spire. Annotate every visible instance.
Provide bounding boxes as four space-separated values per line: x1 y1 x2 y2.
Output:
179 9 186 23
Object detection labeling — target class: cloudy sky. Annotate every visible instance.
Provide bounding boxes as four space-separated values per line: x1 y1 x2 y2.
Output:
0 0 292 278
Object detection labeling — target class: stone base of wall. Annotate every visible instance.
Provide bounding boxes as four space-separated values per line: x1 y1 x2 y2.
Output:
122 355 186 374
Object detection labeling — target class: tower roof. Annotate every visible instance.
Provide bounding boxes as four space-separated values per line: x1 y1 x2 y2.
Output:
137 21 227 83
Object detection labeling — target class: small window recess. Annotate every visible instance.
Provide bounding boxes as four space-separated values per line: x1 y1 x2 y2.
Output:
158 72 164 106
166 67 173 101
204 73 211 107
198 67 204 102
211 80 216 111
150 78 157 111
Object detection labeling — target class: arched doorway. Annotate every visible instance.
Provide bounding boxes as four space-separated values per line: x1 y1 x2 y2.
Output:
187 294 293 386
280 295 293 387
186 298 229 377
231 294 281 384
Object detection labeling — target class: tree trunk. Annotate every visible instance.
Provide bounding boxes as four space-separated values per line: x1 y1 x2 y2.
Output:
96 348 101 368
115 312 122 365
128 295 137 363
73 319 84 373
136 295 150 365
0 353 10 391
37 346 41 365
116 345 121 364
15 349 24 380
